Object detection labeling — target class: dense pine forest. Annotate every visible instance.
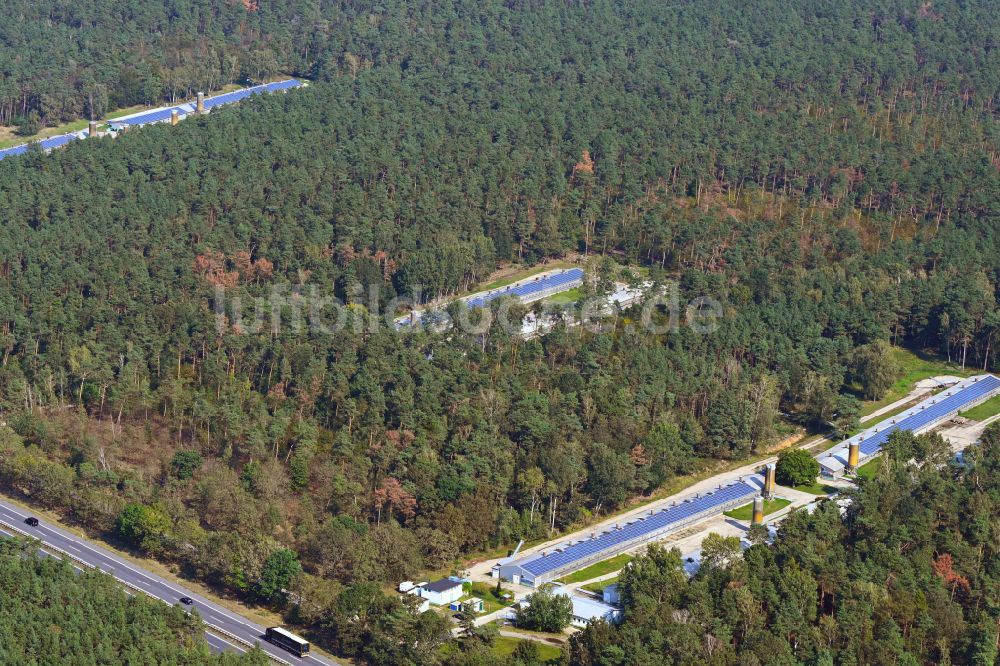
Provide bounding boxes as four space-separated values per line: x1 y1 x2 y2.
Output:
0 0 998 663
0 538 268 664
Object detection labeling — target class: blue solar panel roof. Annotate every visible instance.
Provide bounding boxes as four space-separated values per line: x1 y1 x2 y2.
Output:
0 80 302 161
111 105 189 128
518 481 757 577
0 131 86 162
820 375 1000 471
110 79 303 129
203 79 303 109
857 374 1000 455
398 268 585 329
0 144 28 160
0 79 302 160
466 268 584 309
39 132 84 150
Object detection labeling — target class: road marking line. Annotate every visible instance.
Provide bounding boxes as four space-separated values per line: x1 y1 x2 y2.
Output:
1 504 260 631
0 506 328 665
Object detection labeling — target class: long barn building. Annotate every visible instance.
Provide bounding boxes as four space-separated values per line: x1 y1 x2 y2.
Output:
496 479 759 587
818 373 1000 476
0 79 303 162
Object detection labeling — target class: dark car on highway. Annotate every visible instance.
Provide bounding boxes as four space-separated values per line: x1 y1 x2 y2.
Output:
24 517 39 527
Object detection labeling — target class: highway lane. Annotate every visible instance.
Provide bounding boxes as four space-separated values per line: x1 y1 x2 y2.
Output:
0 517 247 657
0 500 337 665
205 632 244 655
2 522 238 655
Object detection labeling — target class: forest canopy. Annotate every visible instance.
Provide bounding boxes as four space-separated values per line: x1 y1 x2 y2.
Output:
0 1 997 664
0 538 268 665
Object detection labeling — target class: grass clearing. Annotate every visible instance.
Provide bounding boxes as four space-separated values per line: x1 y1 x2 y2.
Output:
792 482 838 496
859 402 919 428
855 458 880 480
859 348 972 416
960 394 1000 421
104 105 151 121
469 581 515 614
621 265 651 279
556 554 633 585
544 287 583 305
493 635 564 661
479 597 506 614
724 498 791 521
581 576 617 594
0 119 87 149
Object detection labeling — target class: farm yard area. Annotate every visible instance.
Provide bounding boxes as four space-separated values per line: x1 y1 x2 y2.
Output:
472 368 1000 646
